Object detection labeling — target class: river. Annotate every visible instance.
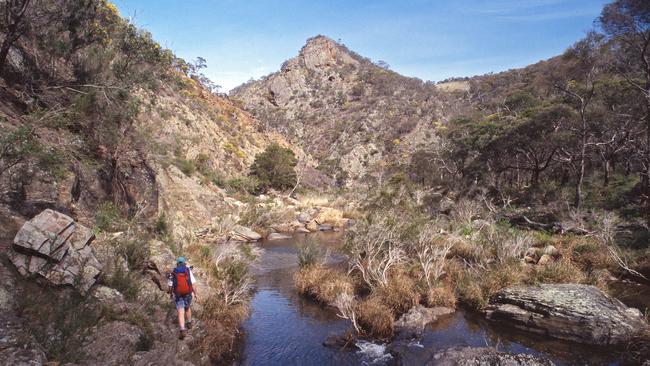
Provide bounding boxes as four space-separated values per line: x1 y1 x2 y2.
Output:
241 232 628 365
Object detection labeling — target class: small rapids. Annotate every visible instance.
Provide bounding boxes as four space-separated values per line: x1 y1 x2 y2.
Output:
355 341 393 365
241 232 628 365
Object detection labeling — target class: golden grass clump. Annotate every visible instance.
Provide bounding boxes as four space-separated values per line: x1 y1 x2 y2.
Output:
194 296 249 364
294 266 354 305
526 258 587 285
449 259 524 310
426 284 457 308
373 271 420 316
355 296 394 339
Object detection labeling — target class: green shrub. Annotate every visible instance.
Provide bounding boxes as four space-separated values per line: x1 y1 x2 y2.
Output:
102 263 140 301
95 202 124 232
249 143 297 192
117 237 150 271
226 176 260 195
174 158 196 176
154 213 168 236
297 239 324 268
0 126 66 181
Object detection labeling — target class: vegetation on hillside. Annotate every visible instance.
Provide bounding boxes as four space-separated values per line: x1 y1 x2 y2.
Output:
0 1 263 364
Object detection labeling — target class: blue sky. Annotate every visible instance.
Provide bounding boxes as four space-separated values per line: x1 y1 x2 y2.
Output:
114 0 609 92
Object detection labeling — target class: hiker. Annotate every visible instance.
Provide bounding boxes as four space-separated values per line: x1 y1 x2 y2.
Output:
168 257 198 339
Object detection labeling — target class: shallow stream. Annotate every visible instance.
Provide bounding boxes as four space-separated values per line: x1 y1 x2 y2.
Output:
241 232 627 365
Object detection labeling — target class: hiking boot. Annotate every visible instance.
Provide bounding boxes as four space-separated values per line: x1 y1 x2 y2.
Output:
179 329 187 340
186 321 193 330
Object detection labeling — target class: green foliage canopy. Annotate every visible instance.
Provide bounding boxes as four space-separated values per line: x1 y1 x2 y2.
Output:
249 143 297 192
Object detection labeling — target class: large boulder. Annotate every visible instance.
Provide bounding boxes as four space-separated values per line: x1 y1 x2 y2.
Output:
8 209 102 294
486 284 647 345
229 225 262 242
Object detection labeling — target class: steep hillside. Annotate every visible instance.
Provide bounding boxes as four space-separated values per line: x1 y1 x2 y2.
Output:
232 35 461 187
0 1 305 364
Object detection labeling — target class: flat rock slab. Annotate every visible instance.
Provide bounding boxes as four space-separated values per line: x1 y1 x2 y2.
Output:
426 347 555 366
267 232 293 241
486 284 647 345
10 209 102 294
229 225 262 242
13 209 76 262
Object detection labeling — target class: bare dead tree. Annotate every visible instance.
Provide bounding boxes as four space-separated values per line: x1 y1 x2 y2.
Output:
333 292 361 334
416 225 453 290
347 217 405 288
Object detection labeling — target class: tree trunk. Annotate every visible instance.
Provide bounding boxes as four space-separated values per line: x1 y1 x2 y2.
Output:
604 159 610 187
645 92 650 226
531 169 539 188
0 36 13 77
575 159 585 209
575 113 588 209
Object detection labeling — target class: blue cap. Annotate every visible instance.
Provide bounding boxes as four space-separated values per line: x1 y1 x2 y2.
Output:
176 257 186 264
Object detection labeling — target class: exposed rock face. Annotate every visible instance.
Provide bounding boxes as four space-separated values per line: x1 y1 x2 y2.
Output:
395 306 454 338
82 321 143 365
8 209 102 293
486 284 647 345
229 225 262 242
425 347 555 366
0 313 47 366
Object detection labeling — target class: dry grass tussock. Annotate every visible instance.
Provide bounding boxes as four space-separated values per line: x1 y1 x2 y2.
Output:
525 257 587 285
450 259 525 310
193 296 249 364
355 296 394 339
238 202 295 233
372 271 420 317
426 284 457 308
297 192 333 208
294 265 354 305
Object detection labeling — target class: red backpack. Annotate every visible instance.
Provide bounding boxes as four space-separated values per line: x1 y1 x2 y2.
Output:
173 266 193 296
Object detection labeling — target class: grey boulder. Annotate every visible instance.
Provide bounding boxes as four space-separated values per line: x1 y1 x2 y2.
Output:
486 284 647 345
395 306 454 338
9 209 102 294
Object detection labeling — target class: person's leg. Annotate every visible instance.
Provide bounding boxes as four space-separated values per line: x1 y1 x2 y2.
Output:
185 294 193 328
185 307 192 326
175 296 186 329
177 307 186 329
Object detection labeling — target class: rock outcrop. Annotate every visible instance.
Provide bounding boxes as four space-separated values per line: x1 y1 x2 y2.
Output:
267 232 292 241
8 209 102 294
486 284 647 345
229 225 262 242
425 347 555 366
395 306 454 338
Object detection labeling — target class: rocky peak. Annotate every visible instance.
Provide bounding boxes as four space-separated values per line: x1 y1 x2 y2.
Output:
295 35 359 71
